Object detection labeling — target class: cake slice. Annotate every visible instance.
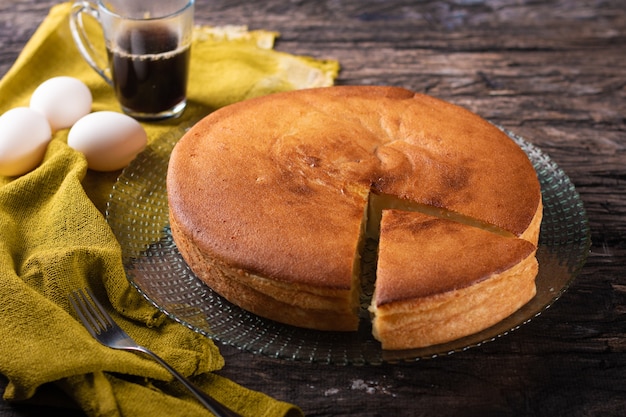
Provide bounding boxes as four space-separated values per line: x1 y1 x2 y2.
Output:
371 209 538 350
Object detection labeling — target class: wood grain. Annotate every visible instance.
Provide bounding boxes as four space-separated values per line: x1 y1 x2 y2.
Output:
1 0 625 416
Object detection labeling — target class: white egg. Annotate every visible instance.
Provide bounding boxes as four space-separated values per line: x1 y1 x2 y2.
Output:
0 107 52 177
30 76 92 132
67 111 147 172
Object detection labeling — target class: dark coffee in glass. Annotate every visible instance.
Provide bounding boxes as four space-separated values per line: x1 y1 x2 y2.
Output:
70 0 194 120
107 25 190 118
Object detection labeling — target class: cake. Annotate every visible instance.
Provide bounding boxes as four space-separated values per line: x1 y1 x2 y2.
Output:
167 85 543 349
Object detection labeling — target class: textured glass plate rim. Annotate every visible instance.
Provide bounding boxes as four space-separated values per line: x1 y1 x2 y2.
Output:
105 124 591 365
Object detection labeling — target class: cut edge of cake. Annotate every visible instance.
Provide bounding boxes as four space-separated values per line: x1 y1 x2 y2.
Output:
368 207 540 350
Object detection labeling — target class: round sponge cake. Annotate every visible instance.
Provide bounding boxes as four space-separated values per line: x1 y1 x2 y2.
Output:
167 86 542 348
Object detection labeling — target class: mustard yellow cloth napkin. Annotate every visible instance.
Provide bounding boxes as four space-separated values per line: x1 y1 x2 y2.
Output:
0 3 339 417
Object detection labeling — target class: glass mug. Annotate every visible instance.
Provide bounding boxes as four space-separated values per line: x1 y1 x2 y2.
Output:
70 0 194 120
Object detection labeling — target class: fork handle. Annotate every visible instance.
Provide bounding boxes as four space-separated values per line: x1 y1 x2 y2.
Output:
136 347 241 417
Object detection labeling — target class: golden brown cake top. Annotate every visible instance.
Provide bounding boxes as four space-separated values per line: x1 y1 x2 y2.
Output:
375 210 537 306
167 86 541 289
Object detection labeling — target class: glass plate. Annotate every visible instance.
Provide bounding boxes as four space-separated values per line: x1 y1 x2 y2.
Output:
105 126 590 365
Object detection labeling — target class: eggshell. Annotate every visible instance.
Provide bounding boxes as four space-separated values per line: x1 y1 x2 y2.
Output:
30 76 92 132
67 111 147 172
0 107 52 177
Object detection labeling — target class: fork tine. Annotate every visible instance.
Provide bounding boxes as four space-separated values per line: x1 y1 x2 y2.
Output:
69 288 112 335
69 290 98 338
84 288 114 328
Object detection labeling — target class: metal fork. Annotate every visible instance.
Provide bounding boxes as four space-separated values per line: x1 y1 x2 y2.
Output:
69 288 240 417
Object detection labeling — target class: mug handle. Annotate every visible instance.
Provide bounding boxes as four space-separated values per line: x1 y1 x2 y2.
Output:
69 2 113 86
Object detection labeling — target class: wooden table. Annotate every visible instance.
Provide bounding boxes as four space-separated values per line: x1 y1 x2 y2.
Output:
1 0 625 415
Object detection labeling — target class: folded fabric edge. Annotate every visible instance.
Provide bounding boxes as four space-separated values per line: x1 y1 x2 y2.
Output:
53 371 305 417
194 25 279 50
